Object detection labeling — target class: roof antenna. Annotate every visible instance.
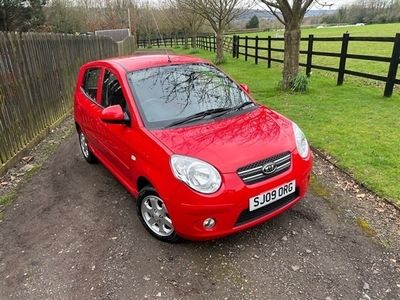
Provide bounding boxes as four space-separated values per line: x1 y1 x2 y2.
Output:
150 8 172 63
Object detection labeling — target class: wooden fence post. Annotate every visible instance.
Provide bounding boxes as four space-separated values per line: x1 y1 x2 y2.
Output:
255 36 259 64
267 36 272 68
306 34 314 77
245 36 248 61
232 35 237 58
236 37 240 58
384 33 400 97
337 33 350 85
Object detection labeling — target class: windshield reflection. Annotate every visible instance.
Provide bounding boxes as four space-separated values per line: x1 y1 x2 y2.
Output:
128 64 251 128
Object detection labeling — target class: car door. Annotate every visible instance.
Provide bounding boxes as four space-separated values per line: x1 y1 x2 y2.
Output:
76 67 104 153
98 69 135 183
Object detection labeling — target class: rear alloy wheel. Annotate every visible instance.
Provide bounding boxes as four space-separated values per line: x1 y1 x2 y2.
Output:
78 131 96 163
137 186 180 242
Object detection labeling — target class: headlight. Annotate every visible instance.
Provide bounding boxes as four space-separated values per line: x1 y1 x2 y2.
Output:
292 122 309 159
170 155 221 194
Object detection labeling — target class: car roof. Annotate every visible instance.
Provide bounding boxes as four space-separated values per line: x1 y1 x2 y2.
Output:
91 54 209 73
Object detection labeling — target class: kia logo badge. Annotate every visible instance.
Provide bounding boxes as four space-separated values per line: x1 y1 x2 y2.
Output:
262 163 276 175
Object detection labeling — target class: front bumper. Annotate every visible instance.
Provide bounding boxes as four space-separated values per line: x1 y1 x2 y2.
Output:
163 152 313 241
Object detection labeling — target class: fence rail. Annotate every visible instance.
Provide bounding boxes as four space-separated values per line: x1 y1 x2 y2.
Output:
0 32 135 171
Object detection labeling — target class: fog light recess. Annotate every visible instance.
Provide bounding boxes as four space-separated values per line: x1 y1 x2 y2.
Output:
203 218 216 229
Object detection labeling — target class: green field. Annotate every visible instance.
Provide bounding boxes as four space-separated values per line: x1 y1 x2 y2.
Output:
234 23 400 82
173 47 400 205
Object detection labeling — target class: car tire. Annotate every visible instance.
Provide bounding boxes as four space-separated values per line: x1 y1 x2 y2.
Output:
136 186 181 243
78 130 97 164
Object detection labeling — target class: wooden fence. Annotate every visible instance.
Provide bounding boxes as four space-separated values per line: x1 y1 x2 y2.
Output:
229 34 400 97
138 35 235 53
137 36 188 48
117 36 136 56
0 32 135 171
195 36 237 54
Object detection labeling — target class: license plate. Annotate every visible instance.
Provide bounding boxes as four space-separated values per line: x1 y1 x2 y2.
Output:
249 180 296 212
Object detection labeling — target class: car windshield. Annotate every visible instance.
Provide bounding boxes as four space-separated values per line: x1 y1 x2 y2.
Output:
127 63 253 128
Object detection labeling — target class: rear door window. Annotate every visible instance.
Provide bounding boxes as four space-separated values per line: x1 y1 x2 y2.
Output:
82 68 100 101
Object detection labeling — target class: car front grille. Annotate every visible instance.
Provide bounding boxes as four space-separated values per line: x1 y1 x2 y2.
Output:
235 189 299 226
237 151 292 185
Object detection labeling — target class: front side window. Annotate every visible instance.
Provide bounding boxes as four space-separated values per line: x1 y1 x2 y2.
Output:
128 64 253 129
101 70 128 112
82 68 100 100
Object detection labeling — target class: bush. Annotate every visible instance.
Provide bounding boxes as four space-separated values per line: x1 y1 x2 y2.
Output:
290 73 310 92
278 73 310 93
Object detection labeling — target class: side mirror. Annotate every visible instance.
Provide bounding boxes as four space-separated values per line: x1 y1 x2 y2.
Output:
240 83 250 94
101 105 130 125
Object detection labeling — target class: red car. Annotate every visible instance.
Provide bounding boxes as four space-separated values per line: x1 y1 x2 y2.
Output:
74 54 313 242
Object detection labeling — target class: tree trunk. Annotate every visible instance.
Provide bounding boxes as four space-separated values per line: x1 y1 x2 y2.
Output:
215 31 224 64
191 32 197 48
282 27 301 89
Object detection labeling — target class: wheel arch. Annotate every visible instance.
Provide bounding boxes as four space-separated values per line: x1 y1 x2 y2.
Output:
75 122 81 132
137 176 153 192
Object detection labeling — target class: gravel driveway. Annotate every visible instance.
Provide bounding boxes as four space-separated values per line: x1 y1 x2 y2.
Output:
0 119 399 300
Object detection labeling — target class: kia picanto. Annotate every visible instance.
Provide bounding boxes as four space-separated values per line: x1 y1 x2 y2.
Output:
74 54 313 242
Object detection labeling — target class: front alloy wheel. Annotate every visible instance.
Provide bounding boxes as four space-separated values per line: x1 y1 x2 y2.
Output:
137 186 180 242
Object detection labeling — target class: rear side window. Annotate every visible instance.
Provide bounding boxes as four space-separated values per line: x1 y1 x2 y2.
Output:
82 68 100 100
101 70 128 112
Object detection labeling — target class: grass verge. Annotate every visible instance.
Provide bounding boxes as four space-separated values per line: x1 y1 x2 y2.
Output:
172 48 400 205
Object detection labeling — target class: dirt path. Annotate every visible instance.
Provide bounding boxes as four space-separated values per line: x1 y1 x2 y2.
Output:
0 121 399 300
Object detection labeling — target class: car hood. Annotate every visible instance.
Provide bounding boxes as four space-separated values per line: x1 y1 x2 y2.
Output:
151 106 295 173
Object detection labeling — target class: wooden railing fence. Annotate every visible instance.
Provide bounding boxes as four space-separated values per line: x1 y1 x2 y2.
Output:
137 36 188 48
0 32 135 171
228 34 400 97
138 35 234 54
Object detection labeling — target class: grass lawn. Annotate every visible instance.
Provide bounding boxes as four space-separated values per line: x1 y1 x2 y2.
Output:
172 47 400 205
234 23 400 80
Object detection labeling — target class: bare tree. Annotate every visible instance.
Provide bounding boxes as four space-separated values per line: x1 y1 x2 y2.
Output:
259 0 332 89
179 0 252 64
167 0 204 48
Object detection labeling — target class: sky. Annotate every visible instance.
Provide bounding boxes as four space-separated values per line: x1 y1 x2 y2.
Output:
319 0 356 9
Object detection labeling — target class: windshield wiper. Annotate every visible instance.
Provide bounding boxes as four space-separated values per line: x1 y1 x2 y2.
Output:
212 101 255 118
165 107 232 128
232 101 255 111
